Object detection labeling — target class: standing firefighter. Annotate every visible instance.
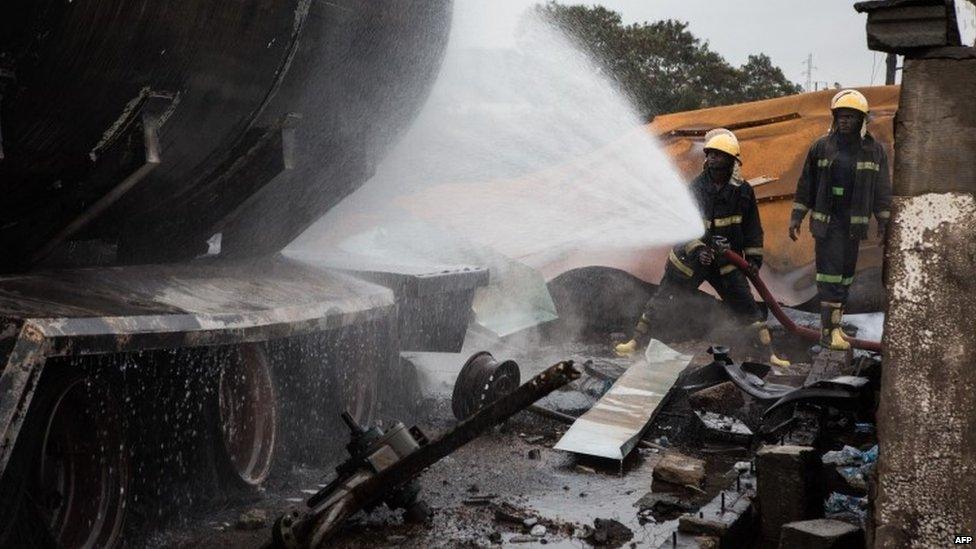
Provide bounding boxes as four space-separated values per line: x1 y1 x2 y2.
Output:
788 89 892 350
615 129 790 367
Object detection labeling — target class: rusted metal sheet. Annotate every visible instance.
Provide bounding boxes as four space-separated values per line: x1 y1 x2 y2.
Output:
554 340 691 461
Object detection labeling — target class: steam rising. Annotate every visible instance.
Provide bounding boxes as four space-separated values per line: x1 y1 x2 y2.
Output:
289 6 702 332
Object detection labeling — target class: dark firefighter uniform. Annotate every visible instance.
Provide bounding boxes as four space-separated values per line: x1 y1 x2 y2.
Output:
654 170 765 325
790 89 892 349
616 165 789 366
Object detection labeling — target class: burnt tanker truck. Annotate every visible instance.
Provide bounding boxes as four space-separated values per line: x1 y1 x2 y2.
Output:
0 2 487 547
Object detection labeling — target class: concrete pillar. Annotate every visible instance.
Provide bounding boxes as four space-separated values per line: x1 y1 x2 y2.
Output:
756 445 821 547
875 53 976 547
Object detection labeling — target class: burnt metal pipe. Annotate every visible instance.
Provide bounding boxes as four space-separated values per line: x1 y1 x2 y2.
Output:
722 250 882 353
273 360 581 548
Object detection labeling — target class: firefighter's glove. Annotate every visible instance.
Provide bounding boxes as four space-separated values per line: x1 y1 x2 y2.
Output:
788 218 802 241
747 256 762 273
697 247 715 266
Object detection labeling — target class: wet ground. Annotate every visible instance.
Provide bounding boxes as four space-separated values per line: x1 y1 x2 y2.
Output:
137 337 756 549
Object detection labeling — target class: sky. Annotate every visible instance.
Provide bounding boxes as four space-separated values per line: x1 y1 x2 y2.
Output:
452 0 891 89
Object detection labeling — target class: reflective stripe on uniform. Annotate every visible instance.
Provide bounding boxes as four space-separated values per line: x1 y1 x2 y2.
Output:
831 186 844 196
877 210 890 219
704 215 742 228
792 202 809 212
812 211 830 222
668 250 695 277
684 240 706 254
817 159 831 168
817 273 856 285
856 161 880 171
720 264 738 275
743 247 763 256
851 216 870 224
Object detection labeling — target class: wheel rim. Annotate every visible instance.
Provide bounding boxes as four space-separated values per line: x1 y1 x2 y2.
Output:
35 377 127 548
218 344 277 486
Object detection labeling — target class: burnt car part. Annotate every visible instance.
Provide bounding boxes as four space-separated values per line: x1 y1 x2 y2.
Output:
451 351 521 420
682 346 873 436
269 359 580 549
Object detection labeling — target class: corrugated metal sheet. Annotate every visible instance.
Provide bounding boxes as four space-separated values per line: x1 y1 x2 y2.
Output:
553 340 691 461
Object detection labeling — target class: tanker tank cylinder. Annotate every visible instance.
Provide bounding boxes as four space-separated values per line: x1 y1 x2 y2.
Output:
0 0 453 271
0 67 15 160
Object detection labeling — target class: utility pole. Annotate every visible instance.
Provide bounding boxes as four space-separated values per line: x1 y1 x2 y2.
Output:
802 53 816 92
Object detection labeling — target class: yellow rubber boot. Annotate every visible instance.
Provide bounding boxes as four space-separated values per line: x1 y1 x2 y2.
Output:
820 302 851 351
755 323 791 367
828 328 851 351
615 315 650 357
614 339 638 357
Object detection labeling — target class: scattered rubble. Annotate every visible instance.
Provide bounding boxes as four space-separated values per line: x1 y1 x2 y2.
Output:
824 493 868 525
653 452 706 488
584 518 633 547
491 501 529 525
688 381 744 415
635 492 694 521
822 445 877 491
780 518 864 548
692 411 753 445
235 509 269 531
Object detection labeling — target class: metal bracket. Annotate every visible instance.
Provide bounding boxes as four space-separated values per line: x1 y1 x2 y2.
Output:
0 322 50 477
29 91 175 267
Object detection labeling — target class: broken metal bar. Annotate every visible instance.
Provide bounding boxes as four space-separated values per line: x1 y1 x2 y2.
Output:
277 360 581 548
0 322 50 476
660 113 801 138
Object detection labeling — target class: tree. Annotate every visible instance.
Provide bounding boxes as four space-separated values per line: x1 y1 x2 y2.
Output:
531 3 803 119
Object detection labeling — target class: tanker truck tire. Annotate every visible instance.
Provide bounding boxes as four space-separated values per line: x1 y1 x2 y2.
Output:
0 364 128 549
212 343 278 490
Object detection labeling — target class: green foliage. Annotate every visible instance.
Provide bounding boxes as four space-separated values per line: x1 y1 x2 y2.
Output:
531 2 804 119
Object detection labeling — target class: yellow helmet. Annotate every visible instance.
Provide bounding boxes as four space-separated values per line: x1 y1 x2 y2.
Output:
703 129 741 162
830 89 869 114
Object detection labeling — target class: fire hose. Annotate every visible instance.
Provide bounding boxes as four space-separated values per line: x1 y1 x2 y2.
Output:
721 249 882 353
